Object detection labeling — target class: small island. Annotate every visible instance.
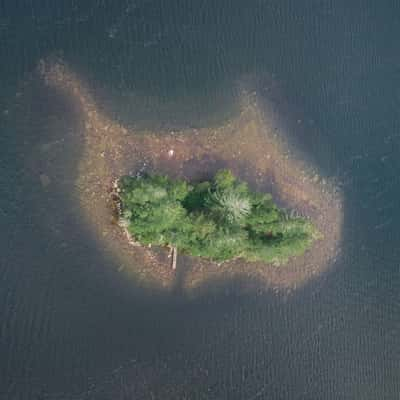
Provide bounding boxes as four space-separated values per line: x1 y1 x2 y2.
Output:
36 59 342 290
116 170 320 268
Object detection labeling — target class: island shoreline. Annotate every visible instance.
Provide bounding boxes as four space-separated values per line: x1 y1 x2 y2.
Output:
36 58 344 294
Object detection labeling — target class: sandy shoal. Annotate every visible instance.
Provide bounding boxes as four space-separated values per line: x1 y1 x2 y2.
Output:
38 60 343 293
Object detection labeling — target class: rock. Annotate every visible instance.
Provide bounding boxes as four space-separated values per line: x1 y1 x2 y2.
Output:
40 143 52 152
39 174 51 187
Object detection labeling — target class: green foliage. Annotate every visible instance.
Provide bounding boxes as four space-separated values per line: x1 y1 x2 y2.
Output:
118 170 320 265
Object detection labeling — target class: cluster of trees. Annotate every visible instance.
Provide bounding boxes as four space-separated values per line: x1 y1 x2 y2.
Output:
117 170 319 265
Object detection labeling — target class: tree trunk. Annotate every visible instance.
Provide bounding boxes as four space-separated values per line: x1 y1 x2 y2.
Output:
172 247 178 270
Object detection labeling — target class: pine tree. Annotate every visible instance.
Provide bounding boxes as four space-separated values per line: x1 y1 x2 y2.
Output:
117 170 320 267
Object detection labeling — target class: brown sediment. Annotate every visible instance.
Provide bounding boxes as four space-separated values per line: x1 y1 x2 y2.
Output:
38 59 343 293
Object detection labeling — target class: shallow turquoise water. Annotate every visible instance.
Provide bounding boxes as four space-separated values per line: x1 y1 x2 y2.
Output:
0 1 399 399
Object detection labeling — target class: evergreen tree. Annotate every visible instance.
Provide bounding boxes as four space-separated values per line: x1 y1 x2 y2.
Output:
117 170 320 265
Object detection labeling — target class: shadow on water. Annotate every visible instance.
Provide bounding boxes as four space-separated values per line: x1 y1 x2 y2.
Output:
1 1 400 399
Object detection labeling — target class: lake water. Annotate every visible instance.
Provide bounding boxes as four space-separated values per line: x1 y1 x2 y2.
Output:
1 1 399 399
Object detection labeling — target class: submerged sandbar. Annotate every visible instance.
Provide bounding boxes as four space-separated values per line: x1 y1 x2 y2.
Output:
38 59 343 293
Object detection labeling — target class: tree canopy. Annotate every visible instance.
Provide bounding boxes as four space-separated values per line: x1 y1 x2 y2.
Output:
117 170 320 265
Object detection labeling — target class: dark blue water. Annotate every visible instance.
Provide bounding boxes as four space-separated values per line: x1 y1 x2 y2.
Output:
1 1 399 399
